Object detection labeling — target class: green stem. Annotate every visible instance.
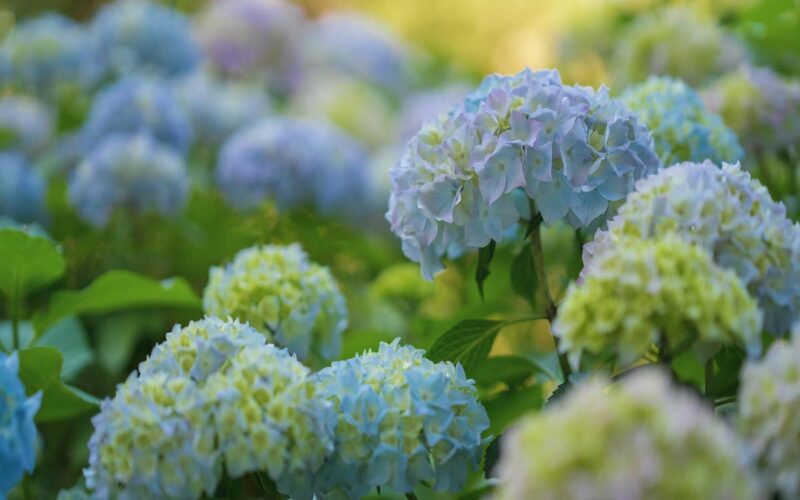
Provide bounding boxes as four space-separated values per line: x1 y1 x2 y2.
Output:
528 210 571 381
705 359 715 396
657 332 671 365
714 395 737 407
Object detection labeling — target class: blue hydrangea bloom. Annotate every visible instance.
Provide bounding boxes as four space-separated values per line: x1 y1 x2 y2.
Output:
0 14 101 97
90 0 199 78
305 12 415 96
0 95 53 155
68 133 189 228
387 68 660 278
300 339 489 499
0 153 47 224
216 118 371 218
177 71 270 146
0 352 42 499
81 76 192 155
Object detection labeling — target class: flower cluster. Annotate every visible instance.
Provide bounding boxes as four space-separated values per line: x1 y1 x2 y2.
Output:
554 235 762 368
304 12 415 96
387 67 660 278
622 76 743 165
704 66 800 157
194 0 304 92
584 161 800 334
0 352 42 499
86 317 333 500
398 84 471 141
611 7 744 87
0 153 47 224
216 118 370 217
739 330 800 498
90 0 199 78
81 76 192 155
0 95 53 155
203 244 347 360
0 14 100 96
68 133 189 228
496 369 756 500
177 71 270 146
307 339 489 499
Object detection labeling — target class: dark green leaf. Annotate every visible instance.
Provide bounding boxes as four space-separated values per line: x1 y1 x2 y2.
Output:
475 240 496 299
483 437 501 479
0 228 65 301
17 346 63 394
34 270 201 333
484 385 543 435
706 345 746 399
510 244 537 307
473 355 548 389
426 319 505 374
36 383 100 422
544 381 572 407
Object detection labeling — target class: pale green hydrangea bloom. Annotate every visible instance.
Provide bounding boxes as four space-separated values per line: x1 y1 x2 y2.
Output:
739 328 800 498
496 369 757 500
556 235 762 368
584 161 800 334
203 244 347 360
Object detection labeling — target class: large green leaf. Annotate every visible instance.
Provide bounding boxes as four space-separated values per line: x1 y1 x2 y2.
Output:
34 270 201 333
36 383 100 422
17 346 62 393
510 244 537 307
426 319 505 374
484 385 543 435
473 355 554 389
475 240 496 299
36 316 94 381
0 228 65 301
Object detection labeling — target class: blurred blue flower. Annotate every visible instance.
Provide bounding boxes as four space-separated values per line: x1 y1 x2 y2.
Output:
90 0 199 78
0 95 53 155
0 352 42 498
0 153 47 224
0 14 101 97
68 133 189 228
82 76 192 155
399 84 471 140
216 118 371 218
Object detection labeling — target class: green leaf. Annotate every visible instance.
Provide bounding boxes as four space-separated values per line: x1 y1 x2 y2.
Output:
475 240 496 299
510 244 537 307
483 437 501 479
36 383 100 422
706 345 746 399
34 270 201 333
473 355 549 389
484 385 543 435
0 228 65 301
426 319 505 374
17 346 63 394
544 381 572 407
36 316 94 381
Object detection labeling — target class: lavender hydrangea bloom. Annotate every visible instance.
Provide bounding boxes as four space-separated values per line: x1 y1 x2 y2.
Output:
90 0 199 78
216 118 370 218
68 134 188 228
305 12 415 96
81 76 192 155
387 68 660 278
0 153 47 224
177 71 270 146
0 352 42 499
0 14 101 97
0 95 53 155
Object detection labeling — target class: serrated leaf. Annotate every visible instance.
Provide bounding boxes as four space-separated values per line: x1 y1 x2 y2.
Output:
545 381 572 407
34 270 201 333
475 240 496 299
426 319 505 374
510 244 537 307
484 385 543 435
483 437 501 479
473 355 547 389
0 228 65 301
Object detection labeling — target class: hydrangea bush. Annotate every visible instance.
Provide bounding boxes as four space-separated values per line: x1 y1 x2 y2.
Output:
203 244 347 360
387 67 660 278
622 76 743 165
584 161 800 334
0 153 47 224
0 95 53 155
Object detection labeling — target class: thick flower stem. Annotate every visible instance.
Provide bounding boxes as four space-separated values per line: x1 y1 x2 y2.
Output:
528 212 572 381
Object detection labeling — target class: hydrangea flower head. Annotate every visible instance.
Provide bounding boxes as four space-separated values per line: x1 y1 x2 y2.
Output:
203 244 347 361
68 133 189 228
387 68 660 278
84 372 219 500
705 66 800 157
555 235 762 368
306 339 489 498
496 368 756 500
0 14 100 96
82 76 192 155
612 7 744 87
584 161 800 334
0 153 47 224
0 352 42 499
739 329 800 498
0 95 53 155
399 84 471 140
90 0 199 77
622 76 743 165
216 118 370 218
